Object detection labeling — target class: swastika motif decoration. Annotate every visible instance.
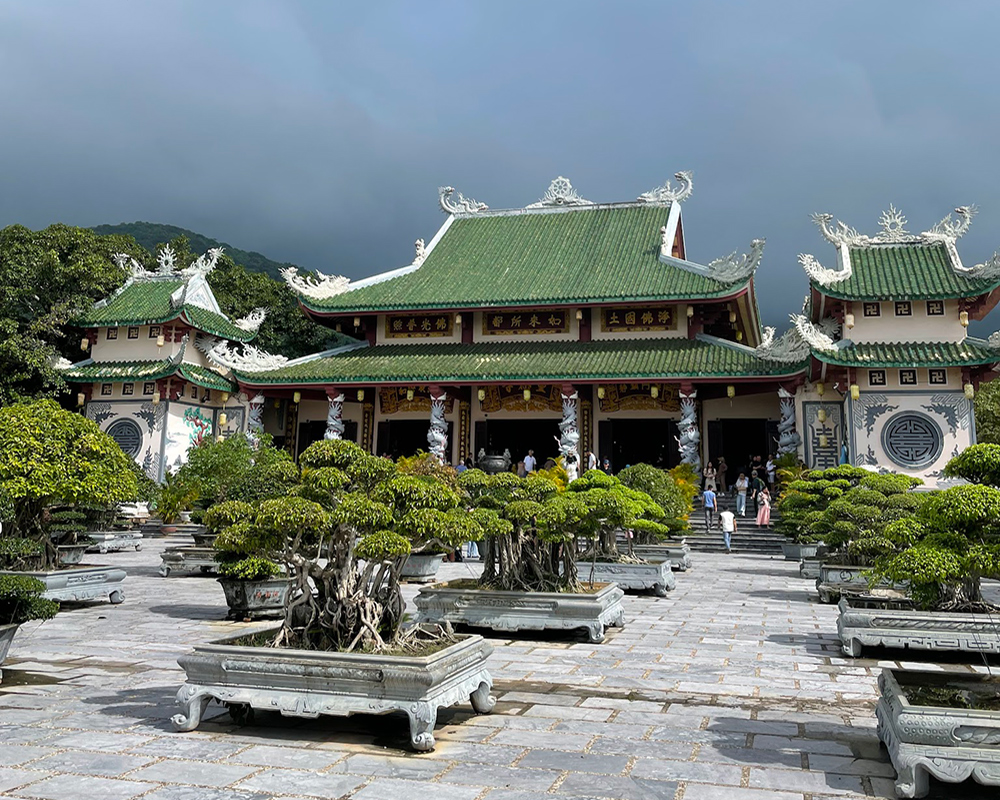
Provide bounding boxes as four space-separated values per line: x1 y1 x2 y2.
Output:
881 412 943 469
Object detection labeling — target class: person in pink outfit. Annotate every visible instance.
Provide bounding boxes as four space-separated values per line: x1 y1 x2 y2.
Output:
756 486 771 528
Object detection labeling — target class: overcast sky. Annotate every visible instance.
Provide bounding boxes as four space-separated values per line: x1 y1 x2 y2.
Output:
2 1 999 328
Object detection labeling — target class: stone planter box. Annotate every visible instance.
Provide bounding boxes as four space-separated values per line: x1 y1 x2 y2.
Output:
781 541 821 561
190 532 217 547
86 531 143 554
583 559 676 597
400 553 444 583
799 557 823 580
218 577 290 619
838 598 1000 658
632 541 692 571
816 561 901 604
172 630 495 751
159 547 217 577
56 544 90 566
877 667 1000 797
415 582 625 643
1 566 126 604
0 623 18 680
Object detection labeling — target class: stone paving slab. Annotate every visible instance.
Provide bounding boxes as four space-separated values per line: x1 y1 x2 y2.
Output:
1 538 993 798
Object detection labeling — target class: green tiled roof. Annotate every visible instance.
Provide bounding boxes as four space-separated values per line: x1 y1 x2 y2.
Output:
813 243 1000 301
303 205 750 313
60 359 236 392
235 338 805 385
76 281 255 341
813 338 1000 368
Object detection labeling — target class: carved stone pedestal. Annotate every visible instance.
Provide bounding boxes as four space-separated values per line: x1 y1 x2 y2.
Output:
584 560 676 596
1 566 127 605
159 547 217 577
172 631 495 752
0 623 19 680
400 554 444 583
86 531 143 554
632 542 692 571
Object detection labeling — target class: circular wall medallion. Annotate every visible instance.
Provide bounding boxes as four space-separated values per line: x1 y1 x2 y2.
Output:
106 418 143 457
881 412 943 469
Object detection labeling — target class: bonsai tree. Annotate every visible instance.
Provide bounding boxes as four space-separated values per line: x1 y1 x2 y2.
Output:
155 471 199 526
618 463 692 540
177 433 294 507
0 400 138 568
869 444 1000 610
0 574 58 629
775 465 871 545
206 500 282 583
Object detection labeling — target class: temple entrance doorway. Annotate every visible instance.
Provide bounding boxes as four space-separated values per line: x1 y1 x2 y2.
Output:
706 419 778 479
474 418 560 469
297 420 357 459
376 420 452 460
598 419 678 473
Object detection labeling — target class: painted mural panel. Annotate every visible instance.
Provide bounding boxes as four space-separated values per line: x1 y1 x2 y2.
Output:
85 399 167 481
164 402 213 473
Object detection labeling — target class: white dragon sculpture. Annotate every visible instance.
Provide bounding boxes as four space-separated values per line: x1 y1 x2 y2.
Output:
776 387 801 456
555 390 581 481
638 171 693 204
196 336 288 372
675 391 701 472
280 267 351 300
427 393 449 462
234 308 268 333
324 393 346 440
704 238 766 283
179 247 223 278
754 325 811 363
438 186 489 215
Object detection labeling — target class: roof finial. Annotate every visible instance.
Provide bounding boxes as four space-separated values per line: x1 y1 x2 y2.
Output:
526 177 594 208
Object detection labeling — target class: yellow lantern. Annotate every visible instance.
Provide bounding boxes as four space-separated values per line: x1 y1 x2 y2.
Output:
818 434 829 449
686 304 695 318
735 331 743 342
80 337 90 352
357 389 365 401
274 399 281 408
650 386 659 399
815 382 825 397
477 388 486 402
76 392 86 407
293 391 301 404
335 323 342 332
152 391 161 406
218 412 228 427
454 313 462 325
575 309 583 320
845 313 855 329
156 334 165 347
597 386 605 400
965 383 975 399
406 388 414 401
728 310 737 323
353 316 361 328
960 310 970 327
221 392 229 403
523 388 531 401
850 384 860 401
817 408 827 423
727 385 735 399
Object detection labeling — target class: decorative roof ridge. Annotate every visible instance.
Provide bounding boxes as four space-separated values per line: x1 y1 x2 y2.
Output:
791 313 845 354
281 339 369 368
660 238 765 286
442 198 677 219
195 334 288 373
811 205 977 248
694 332 757 354
753 324 811 363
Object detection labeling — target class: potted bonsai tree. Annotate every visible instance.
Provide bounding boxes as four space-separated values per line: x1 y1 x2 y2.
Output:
615 463 693 570
414 468 627 642
0 572 58 680
47 508 90 565
172 439 495 752
0 400 138 605
155 471 199 535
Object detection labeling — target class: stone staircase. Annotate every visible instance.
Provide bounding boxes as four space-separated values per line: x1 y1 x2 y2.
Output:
681 508 785 555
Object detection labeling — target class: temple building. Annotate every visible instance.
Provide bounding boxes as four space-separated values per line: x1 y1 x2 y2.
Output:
62 176 1000 485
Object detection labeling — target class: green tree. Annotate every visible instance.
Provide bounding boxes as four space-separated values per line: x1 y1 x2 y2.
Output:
974 382 1000 445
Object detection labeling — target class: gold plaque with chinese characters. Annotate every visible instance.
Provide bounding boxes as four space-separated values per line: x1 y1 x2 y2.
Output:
385 313 454 338
482 310 568 335
601 305 675 332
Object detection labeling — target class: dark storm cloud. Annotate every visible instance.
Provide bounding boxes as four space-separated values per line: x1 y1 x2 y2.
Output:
3 0 1000 328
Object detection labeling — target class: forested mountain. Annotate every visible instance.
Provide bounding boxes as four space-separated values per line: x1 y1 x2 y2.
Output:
91 222 293 280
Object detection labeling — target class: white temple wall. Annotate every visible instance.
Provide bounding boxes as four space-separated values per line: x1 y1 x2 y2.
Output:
84 397 168 481
846 299 965 345
91 325 184 361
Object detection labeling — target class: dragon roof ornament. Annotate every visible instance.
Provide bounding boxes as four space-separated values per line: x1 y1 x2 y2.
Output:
112 253 149 280
413 238 427 266
790 314 839 353
812 204 976 248
638 171 693 205
704 238 766 283
281 267 351 300
798 252 850 286
233 307 268 333
196 335 289 372
526 177 594 208
179 247 223 279
754 324 811 363
439 186 489 215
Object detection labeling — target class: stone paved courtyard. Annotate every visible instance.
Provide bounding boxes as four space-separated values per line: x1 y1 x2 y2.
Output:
1 539 995 800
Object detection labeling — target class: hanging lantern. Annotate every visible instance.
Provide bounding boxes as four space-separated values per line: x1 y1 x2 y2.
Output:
156 334 165 347
845 313 855 329
597 386 605 400
735 331 743 342
217 434 226 443
335 323 342 332
76 392 85 407
523 388 531 401
729 309 737 323
293 391 301 404
357 389 365 401
406 388 414 401
650 386 659 399
850 384 860 401
575 309 583 320
477 388 486 402
454 313 462 325
818 434 829 449
221 392 229 403
152 391 161 406
815 382 825 397
960 310 970 327
274 399 281 409
817 408 827 423
353 316 361 328
727 385 736 399
218 412 228 427
686 304 695 318
965 383 976 399
80 337 90 352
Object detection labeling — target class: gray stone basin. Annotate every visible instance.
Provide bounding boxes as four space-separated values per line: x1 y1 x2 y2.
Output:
172 630 495 751
631 542 692 571
781 541 822 561
85 531 143 554
877 667 1000 797
400 553 444 583
582 559 676 596
0 566 127 604
56 544 90 566
799 557 823 580
0 623 18 680
159 547 218 577
415 581 625 643
218 577 291 619
816 561 901 603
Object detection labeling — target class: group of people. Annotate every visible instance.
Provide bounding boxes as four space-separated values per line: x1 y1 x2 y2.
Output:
701 454 777 554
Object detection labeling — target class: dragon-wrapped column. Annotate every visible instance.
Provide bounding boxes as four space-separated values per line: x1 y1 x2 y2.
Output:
676 389 702 473
558 384 581 481
324 390 346 440
776 387 801 456
427 387 448 463
247 393 265 447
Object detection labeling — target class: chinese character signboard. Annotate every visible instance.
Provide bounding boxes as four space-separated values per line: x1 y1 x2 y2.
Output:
482 310 568 335
601 305 676 332
385 314 454 338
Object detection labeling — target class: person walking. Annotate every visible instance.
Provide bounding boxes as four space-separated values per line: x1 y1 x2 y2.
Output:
586 449 598 472
765 455 776 490
703 461 717 492
756 486 772 528
702 485 717 530
601 457 612 474
734 472 749 517
717 457 728 494
523 449 536 474
750 470 764 516
719 502 736 554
